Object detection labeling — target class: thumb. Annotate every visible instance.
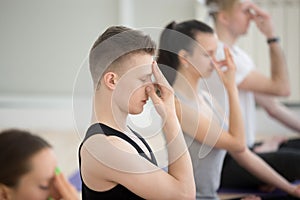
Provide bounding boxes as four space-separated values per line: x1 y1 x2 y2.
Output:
146 85 161 105
146 85 166 118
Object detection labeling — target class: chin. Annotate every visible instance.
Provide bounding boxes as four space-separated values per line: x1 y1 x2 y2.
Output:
242 26 250 35
203 71 213 78
242 29 248 35
129 108 144 115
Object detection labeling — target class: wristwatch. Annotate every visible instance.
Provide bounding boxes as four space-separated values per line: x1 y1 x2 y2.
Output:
267 37 279 44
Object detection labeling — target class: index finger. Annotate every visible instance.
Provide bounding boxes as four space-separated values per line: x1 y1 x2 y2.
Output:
224 47 232 60
248 2 268 17
215 60 227 68
54 173 78 200
224 47 235 70
152 61 171 88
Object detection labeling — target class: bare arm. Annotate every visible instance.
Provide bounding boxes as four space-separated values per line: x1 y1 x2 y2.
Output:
146 62 195 198
238 2 290 96
230 148 300 198
178 48 246 153
255 93 300 133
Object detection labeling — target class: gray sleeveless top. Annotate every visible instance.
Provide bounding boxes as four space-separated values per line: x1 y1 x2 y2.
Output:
176 91 227 200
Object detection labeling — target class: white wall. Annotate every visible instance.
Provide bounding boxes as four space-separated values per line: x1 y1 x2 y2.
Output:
0 0 119 96
0 0 299 135
0 0 196 97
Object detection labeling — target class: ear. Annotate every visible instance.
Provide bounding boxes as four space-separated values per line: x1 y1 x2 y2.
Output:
178 49 190 67
217 11 230 26
102 72 118 90
0 184 11 200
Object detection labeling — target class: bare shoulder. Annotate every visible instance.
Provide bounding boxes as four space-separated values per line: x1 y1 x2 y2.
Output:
81 133 139 165
80 133 143 191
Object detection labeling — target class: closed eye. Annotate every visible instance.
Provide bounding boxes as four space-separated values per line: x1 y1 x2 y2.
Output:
203 53 210 57
140 74 152 82
39 185 50 190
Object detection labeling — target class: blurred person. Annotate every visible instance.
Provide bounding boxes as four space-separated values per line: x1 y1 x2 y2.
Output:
205 0 300 192
0 129 79 200
158 19 300 199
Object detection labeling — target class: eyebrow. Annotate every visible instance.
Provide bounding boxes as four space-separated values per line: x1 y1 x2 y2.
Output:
140 73 152 79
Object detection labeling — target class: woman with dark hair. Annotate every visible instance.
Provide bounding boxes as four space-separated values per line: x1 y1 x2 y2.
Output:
158 19 300 199
0 129 78 200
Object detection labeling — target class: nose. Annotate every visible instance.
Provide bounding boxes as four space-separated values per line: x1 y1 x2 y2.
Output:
210 60 214 68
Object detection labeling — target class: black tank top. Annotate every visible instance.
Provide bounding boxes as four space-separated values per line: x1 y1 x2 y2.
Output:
79 123 157 200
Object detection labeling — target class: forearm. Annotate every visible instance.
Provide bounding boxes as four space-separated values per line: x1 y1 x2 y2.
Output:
269 42 290 95
163 114 187 162
227 86 246 146
250 2 289 95
163 113 196 197
270 104 300 133
255 94 300 133
231 149 296 195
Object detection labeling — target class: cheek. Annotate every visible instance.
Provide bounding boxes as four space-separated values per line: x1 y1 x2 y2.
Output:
115 80 142 96
229 13 243 26
194 57 209 72
238 13 249 24
129 86 147 101
114 82 147 111
114 83 133 103
14 184 49 200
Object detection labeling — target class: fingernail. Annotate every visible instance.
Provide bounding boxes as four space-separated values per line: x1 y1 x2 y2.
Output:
146 86 151 92
55 167 61 175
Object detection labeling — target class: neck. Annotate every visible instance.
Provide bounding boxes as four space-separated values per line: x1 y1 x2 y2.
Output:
93 90 128 132
215 22 238 47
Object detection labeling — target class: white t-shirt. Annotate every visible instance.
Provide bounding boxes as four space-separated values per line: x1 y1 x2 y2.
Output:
202 41 256 147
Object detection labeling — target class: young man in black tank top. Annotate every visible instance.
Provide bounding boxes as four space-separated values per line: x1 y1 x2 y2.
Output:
79 26 196 199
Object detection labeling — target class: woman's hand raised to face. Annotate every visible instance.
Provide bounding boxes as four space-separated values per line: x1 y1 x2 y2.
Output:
213 47 237 90
146 61 175 119
49 168 79 200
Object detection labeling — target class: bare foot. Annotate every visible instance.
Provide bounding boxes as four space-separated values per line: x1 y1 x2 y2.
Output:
254 136 287 153
292 184 300 198
259 184 276 193
241 195 261 200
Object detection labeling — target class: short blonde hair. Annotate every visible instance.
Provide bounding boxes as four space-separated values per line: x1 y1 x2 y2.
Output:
89 26 156 90
205 0 239 21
